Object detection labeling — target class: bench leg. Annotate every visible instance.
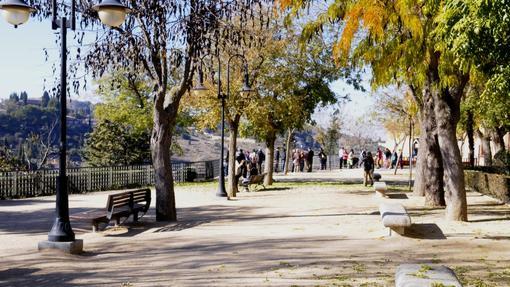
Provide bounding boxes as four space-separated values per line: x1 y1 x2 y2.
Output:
115 217 120 226
92 223 98 233
390 227 405 236
133 212 139 222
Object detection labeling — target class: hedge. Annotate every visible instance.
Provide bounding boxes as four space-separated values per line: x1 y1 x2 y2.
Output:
464 170 510 203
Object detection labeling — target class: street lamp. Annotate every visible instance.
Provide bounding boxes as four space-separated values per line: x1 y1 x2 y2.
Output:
192 54 255 198
0 0 35 28
0 0 130 252
93 0 131 28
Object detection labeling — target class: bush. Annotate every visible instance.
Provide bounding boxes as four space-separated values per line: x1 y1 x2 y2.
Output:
465 170 510 203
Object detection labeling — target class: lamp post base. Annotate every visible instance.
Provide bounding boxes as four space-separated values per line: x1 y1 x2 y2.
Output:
216 187 228 197
38 239 83 255
48 217 75 242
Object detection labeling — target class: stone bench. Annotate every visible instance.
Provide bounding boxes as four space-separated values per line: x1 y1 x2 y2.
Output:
374 181 387 197
395 264 463 287
379 203 411 235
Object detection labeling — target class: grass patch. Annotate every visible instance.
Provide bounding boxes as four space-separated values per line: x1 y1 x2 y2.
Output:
408 264 433 279
174 181 216 188
352 262 367 273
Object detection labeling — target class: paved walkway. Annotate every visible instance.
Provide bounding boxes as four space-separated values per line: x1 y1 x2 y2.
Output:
1 170 509 286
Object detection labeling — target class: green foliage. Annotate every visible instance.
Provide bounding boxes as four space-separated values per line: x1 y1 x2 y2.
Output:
94 73 153 135
83 120 151 166
316 115 341 155
41 91 50 108
438 0 510 130
0 143 25 171
243 25 351 142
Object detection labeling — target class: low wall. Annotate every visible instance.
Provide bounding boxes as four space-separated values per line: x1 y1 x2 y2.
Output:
464 170 510 203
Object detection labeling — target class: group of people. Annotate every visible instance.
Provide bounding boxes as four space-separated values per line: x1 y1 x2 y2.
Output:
338 147 403 170
337 147 359 169
289 148 316 173
357 148 406 186
231 148 266 179
229 145 407 186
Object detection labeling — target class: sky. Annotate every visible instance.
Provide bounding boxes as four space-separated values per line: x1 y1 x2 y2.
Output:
0 18 381 138
0 19 58 99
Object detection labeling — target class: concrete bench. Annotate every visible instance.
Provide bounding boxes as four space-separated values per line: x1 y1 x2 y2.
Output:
395 264 463 287
379 203 411 235
374 181 387 197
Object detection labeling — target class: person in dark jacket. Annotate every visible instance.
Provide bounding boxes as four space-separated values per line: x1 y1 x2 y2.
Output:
318 148 327 170
362 151 375 186
275 147 280 173
306 148 314 172
257 149 265 173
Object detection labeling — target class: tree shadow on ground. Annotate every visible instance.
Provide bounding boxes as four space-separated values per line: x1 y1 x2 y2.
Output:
0 267 94 287
251 187 292 192
4 234 509 286
386 193 409 199
405 223 446 240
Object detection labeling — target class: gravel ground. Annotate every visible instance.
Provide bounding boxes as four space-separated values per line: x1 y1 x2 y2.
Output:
0 170 509 287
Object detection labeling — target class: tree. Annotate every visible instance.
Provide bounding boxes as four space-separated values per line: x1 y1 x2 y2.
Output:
280 0 469 220
316 115 341 168
9 93 19 103
83 120 150 166
41 91 50 108
25 0 271 220
94 72 153 136
243 26 352 183
20 91 28 105
438 0 510 160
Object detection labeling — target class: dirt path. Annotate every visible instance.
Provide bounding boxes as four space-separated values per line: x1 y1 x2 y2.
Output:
0 177 509 286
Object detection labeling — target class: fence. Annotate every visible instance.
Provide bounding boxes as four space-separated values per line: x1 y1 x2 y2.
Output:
0 160 220 199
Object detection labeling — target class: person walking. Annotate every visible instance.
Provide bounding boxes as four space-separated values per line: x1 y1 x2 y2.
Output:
306 148 314 172
376 147 383 168
319 148 327 170
339 146 345 169
275 147 280 173
281 147 287 172
384 148 392 169
292 149 300 172
257 149 265 173
347 149 355 169
362 151 375 186
342 148 349 169
299 150 306 172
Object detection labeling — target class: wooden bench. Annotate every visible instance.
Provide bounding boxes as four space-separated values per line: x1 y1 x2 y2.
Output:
395 264 462 286
71 188 151 232
374 181 388 197
241 173 267 192
379 203 411 236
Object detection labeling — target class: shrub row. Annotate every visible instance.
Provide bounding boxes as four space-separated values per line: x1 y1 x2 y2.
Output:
464 170 510 203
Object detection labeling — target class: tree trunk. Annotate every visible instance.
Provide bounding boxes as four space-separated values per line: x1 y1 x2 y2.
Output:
151 94 177 222
227 118 240 198
284 128 294 175
478 129 492 166
491 127 506 155
413 84 445 207
466 110 475 167
264 131 276 186
434 90 468 221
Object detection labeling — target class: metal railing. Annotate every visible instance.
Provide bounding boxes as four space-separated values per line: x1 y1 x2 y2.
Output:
0 159 220 199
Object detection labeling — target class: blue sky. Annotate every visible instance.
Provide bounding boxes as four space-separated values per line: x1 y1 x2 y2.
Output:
0 19 58 99
0 17 378 137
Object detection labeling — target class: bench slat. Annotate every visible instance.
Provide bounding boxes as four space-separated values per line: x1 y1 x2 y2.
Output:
72 188 151 232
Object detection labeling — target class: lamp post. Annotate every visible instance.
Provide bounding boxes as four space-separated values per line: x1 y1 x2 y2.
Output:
192 54 255 198
0 0 130 252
